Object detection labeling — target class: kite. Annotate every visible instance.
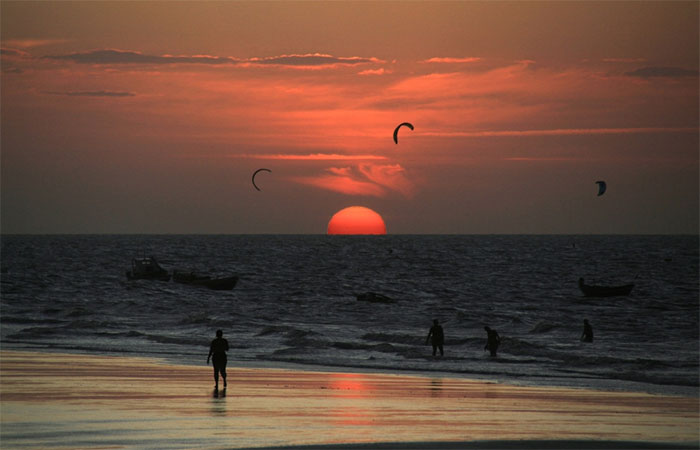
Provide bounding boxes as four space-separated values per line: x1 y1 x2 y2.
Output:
252 168 272 191
393 122 414 144
595 181 606 196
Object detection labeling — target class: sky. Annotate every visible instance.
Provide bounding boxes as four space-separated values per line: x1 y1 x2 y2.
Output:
1 1 698 234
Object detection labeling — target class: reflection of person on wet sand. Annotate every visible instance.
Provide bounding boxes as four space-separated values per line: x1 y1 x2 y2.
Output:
425 319 444 356
207 329 229 390
580 319 594 342
484 326 500 357
212 387 226 399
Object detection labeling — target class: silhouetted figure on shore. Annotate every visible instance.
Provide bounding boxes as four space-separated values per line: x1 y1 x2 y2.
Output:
484 326 500 357
426 319 444 356
207 329 229 390
581 319 594 343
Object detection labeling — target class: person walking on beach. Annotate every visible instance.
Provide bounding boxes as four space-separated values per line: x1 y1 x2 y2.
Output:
484 326 501 357
580 319 594 342
207 329 229 390
426 319 444 357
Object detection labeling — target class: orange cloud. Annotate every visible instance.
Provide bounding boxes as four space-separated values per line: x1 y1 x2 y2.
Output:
293 163 415 198
294 172 386 197
357 164 415 197
358 68 390 76
8 46 696 177
230 153 387 161
421 127 698 138
248 53 385 69
375 59 697 136
423 57 482 64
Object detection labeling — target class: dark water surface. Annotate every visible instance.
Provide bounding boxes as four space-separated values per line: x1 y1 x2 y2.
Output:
1 235 697 396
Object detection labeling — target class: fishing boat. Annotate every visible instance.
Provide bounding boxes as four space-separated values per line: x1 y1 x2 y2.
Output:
126 256 170 281
578 278 634 297
172 271 238 291
356 292 396 303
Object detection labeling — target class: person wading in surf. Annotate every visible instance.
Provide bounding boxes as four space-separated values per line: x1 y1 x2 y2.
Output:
580 319 594 343
426 319 445 357
484 326 501 357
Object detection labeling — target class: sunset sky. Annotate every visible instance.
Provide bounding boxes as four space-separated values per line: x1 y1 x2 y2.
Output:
2 1 698 234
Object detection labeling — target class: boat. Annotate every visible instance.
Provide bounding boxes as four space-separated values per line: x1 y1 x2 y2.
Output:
356 292 396 303
578 278 634 297
173 271 238 291
126 256 170 281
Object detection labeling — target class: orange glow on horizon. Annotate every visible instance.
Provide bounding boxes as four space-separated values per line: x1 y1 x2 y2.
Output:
327 206 387 235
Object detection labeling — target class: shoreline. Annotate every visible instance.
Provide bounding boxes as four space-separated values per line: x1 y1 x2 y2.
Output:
14 345 696 398
1 350 698 449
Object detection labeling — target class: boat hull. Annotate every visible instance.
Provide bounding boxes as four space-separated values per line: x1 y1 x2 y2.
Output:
173 271 238 290
126 271 171 281
578 278 634 297
356 292 395 303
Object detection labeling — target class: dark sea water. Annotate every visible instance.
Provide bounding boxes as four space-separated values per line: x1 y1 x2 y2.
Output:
1 235 698 396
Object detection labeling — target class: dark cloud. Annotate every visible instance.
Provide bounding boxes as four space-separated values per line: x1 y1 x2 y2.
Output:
44 49 240 65
2 48 30 73
625 66 699 78
44 90 135 97
1 47 31 58
253 54 380 66
42 49 380 67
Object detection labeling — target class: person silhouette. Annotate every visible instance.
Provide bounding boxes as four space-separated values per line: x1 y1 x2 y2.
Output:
207 329 229 390
581 319 594 342
425 319 445 356
484 326 501 357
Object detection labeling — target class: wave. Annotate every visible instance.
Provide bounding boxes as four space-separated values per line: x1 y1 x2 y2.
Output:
282 329 322 347
1 316 64 325
529 321 561 333
7 326 64 339
143 333 206 347
332 341 401 354
256 325 297 336
361 332 422 345
607 370 699 387
177 312 215 326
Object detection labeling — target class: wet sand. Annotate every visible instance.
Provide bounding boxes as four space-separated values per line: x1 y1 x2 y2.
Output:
0 350 697 449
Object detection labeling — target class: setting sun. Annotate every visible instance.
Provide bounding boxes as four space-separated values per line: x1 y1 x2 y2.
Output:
327 206 387 235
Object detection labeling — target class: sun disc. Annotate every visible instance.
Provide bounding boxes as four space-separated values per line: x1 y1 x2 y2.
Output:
327 206 387 235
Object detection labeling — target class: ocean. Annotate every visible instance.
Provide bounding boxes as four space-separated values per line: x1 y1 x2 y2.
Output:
1 235 697 397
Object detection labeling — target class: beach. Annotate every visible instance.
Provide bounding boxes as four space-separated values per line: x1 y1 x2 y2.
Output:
0 350 697 449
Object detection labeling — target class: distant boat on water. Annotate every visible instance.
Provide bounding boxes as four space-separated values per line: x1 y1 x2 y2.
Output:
578 278 634 297
126 256 171 281
173 271 238 291
356 292 396 303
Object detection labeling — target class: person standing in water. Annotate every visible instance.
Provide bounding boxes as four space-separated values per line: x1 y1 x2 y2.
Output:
580 319 594 342
484 326 501 357
425 319 445 357
207 329 229 390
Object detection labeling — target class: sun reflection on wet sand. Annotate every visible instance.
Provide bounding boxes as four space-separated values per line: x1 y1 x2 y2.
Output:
1 351 697 449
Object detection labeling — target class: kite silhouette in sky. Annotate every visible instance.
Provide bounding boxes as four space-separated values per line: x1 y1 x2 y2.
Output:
595 180 606 196
252 168 271 191
393 122 414 144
